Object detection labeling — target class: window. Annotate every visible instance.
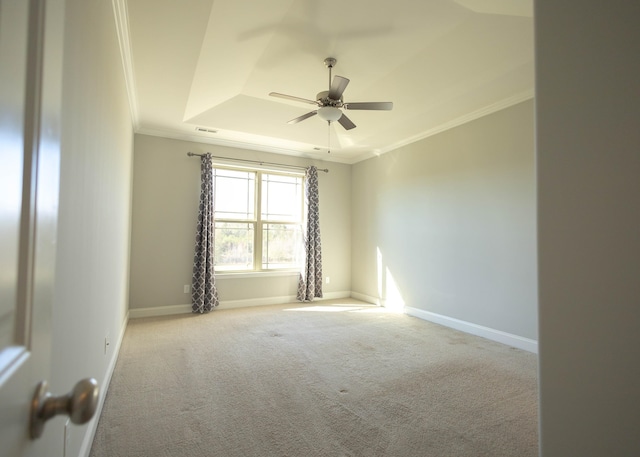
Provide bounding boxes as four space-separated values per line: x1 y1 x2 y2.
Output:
212 166 304 272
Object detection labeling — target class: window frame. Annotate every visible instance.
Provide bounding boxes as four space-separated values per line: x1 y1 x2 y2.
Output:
211 163 305 274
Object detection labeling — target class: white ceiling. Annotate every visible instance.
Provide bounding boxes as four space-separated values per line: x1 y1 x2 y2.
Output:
122 0 534 164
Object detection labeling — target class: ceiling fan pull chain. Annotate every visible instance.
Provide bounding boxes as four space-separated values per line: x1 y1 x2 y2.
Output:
328 121 331 153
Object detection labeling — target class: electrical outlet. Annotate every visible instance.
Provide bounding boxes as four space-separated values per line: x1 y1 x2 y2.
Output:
325 276 330 284
64 418 71 457
183 284 190 294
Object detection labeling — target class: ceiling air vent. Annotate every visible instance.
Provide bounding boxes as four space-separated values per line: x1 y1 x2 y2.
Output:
195 127 217 134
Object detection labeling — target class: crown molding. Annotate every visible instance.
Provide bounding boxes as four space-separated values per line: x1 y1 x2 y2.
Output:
352 89 535 164
111 0 140 130
135 127 356 165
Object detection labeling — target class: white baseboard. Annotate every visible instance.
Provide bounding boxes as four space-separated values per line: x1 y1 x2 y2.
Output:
129 303 192 318
79 310 129 457
129 297 537 353
404 306 538 354
88 295 533 457
128 291 353 318
350 292 382 306
301 290 352 302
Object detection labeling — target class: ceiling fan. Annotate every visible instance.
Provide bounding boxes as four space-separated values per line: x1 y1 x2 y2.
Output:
269 57 393 131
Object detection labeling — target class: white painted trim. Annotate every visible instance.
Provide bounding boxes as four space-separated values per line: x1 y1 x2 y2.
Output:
127 295 538 353
404 306 538 353
128 296 537 353
134 91 533 166
111 0 140 129
321 291 358 301
216 270 299 279
135 127 355 165
128 291 353 318
129 304 192 319
350 291 381 306
86 296 534 457
79 310 129 457
352 90 535 164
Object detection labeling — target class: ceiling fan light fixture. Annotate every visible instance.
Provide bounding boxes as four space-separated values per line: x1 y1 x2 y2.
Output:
317 106 342 122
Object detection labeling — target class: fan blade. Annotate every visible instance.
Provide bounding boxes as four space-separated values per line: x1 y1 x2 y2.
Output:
287 111 317 124
337 113 356 130
344 101 393 110
269 92 319 106
328 76 350 100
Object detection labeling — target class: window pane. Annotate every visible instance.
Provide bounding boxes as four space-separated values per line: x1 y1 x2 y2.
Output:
261 174 302 222
214 222 254 271
262 223 302 269
213 169 255 220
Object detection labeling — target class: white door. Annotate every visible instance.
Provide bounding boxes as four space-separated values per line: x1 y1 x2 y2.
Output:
0 0 74 455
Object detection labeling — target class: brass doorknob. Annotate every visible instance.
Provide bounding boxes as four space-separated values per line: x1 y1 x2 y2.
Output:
30 378 99 439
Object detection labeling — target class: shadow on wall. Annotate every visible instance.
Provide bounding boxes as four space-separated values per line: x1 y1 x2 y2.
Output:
377 246 406 313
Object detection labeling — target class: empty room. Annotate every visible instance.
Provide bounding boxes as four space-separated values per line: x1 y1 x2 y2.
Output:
1 1 638 457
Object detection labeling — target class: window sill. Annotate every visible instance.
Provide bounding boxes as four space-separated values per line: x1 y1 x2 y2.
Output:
215 270 300 279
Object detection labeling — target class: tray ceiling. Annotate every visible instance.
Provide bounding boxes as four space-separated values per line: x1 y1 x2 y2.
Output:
122 0 533 163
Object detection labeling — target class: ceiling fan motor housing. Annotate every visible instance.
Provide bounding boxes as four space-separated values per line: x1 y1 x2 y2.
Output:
316 90 342 107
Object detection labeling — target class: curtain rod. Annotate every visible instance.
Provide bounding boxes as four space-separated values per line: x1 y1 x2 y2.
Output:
187 152 329 173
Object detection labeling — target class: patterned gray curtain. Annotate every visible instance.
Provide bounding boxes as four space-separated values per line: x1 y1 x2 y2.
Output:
297 166 323 301
191 153 219 313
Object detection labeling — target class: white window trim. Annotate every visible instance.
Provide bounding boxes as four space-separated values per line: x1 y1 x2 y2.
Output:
215 270 300 279
212 164 305 274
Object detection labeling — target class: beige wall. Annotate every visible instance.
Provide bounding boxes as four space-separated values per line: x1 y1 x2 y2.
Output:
129 134 351 310
51 0 134 456
536 1 640 455
351 100 537 340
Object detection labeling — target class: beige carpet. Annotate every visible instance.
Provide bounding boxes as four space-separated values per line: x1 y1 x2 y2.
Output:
89 299 539 457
